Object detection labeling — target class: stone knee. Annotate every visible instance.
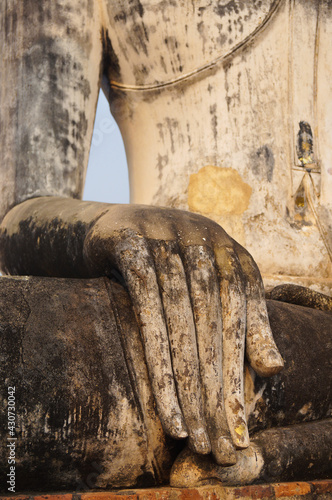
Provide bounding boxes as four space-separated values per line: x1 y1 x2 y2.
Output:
0 276 173 491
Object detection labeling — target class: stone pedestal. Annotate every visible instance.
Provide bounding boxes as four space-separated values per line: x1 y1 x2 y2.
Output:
1 276 331 493
0 481 332 500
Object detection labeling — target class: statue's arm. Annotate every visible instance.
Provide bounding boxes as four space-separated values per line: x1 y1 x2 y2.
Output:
0 197 283 464
0 0 102 222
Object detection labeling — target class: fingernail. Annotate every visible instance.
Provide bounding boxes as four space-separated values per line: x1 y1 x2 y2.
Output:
269 348 284 367
170 413 188 439
234 423 250 448
189 427 211 454
214 436 237 465
263 348 284 375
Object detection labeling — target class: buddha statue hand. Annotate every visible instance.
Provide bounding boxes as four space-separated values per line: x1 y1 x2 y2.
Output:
83 204 284 464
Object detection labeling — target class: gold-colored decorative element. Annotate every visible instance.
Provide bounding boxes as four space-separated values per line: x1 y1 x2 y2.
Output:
188 166 252 216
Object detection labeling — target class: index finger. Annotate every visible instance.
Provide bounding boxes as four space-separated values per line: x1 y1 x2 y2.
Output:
112 230 188 440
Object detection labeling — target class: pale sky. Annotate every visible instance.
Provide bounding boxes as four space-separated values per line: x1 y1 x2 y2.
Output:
83 91 130 205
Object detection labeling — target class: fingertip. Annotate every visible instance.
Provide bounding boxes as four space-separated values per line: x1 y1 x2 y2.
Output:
246 314 284 378
251 347 284 377
164 413 188 439
188 427 211 455
173 413 189 438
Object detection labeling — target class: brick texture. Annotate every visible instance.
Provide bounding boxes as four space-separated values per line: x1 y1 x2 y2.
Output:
1 481 332 500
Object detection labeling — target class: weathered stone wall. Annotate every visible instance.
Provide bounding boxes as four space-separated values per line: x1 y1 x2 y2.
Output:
1 1 331 292
106 0 332 290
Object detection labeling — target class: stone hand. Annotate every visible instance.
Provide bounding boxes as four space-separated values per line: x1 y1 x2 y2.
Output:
83 204 284 464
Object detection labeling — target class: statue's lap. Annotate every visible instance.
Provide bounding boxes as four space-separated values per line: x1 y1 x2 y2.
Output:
0 276 331 491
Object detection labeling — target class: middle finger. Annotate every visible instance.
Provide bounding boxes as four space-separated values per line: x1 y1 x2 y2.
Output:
182 244 237 465
150 239 211 455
